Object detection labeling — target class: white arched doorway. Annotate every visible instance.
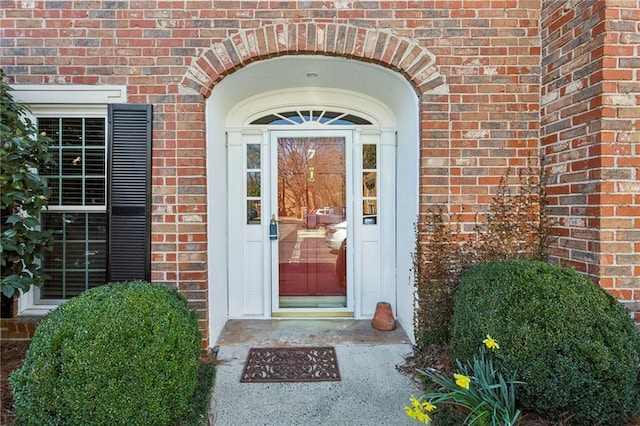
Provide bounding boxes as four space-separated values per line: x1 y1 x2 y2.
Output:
206 56 419 343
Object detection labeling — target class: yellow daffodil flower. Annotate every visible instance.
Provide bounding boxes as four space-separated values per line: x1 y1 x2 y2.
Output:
405 406 431 424
405 406 417 419
483 334 499 350
405 396 433 424
416 411 431 424
454 373 471 389
410 396 422 409
422 400 437 412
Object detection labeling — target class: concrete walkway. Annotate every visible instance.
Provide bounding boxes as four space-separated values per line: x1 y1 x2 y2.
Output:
209 320 420 426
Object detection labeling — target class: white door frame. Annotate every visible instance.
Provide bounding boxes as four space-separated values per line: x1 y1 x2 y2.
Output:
225 90 398 320
226 124 395 320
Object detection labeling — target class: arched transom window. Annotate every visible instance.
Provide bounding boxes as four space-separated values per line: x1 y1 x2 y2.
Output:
250 110 372 126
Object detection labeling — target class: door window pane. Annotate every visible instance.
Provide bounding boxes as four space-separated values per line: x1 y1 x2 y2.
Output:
247 200 261 224
246 144 260 169
363 144 376 169
247 172 261 197
363 200 377 217
277 136 347 309
246 144 261 224
362 172 377 197
362 143 378 225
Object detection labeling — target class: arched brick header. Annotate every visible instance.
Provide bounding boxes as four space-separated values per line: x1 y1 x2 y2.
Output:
181 23 445 98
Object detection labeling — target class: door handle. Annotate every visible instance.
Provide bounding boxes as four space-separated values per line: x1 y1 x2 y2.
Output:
269 215 278 240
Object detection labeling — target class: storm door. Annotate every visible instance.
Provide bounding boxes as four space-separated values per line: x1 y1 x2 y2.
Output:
271 131 353 315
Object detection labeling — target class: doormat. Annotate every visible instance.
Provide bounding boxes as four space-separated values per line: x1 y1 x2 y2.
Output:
240 346 341 383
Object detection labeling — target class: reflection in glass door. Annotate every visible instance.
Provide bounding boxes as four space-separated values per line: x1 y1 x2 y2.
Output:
275 135 347 310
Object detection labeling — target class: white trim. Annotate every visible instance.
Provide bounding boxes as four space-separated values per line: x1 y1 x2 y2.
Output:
261 129 271 317
46 206 106 212
226 87 397 129
17 287 60 316
11 85 124 316
11 84 127 105
269 129 356 316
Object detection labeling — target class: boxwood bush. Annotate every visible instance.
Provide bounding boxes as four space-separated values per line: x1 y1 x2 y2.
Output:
450 259 640 425
10 281 202 426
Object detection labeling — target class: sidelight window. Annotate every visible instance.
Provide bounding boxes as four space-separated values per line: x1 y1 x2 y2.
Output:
362 143 377 224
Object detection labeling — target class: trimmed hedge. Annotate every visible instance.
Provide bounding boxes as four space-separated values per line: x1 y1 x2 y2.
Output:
10 281 202 426
450 259 640 425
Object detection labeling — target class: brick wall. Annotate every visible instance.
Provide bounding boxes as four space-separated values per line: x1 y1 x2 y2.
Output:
1 0 637 340
540 0 640 319
416 1 541 217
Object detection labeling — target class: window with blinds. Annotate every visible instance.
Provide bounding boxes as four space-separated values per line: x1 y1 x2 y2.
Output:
38 117 108 299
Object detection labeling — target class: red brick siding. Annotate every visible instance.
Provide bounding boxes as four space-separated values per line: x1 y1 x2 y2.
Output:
413 2 541 219
1 0 638 340
0 316 42 340
541 0 608 274
540 0 640 318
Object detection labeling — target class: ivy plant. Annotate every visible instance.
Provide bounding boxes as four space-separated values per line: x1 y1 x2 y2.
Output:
0 70 55 298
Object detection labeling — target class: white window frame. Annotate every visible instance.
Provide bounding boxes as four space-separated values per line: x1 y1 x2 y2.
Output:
11 85 126 315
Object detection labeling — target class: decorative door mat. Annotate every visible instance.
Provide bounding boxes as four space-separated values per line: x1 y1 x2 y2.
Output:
240 346 341 383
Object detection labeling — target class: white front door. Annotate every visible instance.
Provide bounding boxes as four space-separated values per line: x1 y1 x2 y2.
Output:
270 130 354 316
226 113 395 320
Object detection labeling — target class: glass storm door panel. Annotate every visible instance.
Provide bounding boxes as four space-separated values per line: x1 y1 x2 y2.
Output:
275 135 347 310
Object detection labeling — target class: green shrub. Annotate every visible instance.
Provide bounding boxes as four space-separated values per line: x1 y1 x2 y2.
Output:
450 259 640 425
10 281 202 426
181 362 216 426
1 69 55 297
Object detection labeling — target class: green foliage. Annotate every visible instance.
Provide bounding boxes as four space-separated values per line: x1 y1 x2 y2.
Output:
0 69 55 297
180 362 216 426
412 165 552 347
412 209 460 347
450 259 640 425
405 335 522 426
410 336 521 426
10 281 202 426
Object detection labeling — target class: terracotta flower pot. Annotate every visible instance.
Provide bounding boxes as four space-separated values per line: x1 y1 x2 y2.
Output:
371 301 396 331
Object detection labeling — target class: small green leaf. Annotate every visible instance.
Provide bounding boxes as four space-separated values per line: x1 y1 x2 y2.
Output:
1 284 15 298
23 216 40 228
2 228 18 239
5 215 22 224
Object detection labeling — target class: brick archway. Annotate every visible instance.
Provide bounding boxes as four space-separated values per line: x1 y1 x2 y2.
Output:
181 23 445 97
187 23 449 343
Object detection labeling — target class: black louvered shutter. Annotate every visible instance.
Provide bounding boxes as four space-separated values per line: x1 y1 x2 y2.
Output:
107 104 151 282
